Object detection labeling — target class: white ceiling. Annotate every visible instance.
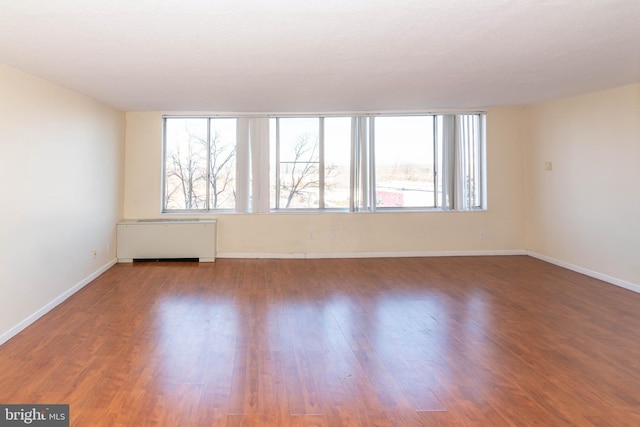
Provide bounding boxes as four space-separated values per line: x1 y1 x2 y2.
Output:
1 0 639 112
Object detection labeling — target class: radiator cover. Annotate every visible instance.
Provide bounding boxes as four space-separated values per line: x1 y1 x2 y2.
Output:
116 219 216 262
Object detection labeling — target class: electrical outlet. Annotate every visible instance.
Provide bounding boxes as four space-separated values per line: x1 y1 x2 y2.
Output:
92 250 97 259
480 232 486 240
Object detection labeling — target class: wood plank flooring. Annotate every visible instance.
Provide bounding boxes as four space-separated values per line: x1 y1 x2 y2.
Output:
1 256 640 426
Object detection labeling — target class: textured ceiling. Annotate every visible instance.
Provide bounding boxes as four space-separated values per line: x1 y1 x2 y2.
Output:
0 0 639 112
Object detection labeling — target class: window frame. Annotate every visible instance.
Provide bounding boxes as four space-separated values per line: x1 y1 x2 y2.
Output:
162 116 238 213
271 116 353 212
369 114 439 211
161 112 487 214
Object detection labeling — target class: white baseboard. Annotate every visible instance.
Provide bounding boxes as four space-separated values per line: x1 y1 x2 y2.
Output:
216 249 527 259
0 259 117 346
527 251 640 294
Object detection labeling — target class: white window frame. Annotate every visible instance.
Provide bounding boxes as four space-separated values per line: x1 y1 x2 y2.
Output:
162 116 238 213
271 116 353 211
161 112 486 214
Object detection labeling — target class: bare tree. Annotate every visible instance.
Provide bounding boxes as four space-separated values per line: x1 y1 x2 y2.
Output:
166 137 206 209
198 131 236 209
165 124 236 210
280 134 320 208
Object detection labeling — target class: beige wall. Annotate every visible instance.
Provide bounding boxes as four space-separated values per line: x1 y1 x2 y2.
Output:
0 65 125 342
525 84 640 287
123 108 527 257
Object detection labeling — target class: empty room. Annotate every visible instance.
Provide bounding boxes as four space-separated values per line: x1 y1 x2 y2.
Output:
1 1 639 426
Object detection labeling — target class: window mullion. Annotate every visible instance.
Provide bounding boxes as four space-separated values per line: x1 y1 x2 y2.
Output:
444 115 456 210
275 118 281 210
206 118 212 210
479 114 486 209
433 115 438 208
319 117 325 210
162 118 168 211
350 117 358 212
368 117 376 211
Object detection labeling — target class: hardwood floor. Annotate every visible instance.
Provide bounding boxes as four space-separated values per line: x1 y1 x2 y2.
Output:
1 256 640 426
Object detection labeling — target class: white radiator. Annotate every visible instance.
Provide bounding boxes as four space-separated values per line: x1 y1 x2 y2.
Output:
116 219 216 262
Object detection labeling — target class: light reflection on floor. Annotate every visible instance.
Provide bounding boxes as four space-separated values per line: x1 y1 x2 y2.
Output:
153 281 499 412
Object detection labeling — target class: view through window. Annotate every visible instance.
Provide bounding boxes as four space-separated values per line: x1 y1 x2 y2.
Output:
163 113 485 213
164 117 236 210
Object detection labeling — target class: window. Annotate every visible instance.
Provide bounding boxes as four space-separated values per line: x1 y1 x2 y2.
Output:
162 112 485 213
352 113 485 211
163 117 236 211
373 116 436 208
270 117 351 210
